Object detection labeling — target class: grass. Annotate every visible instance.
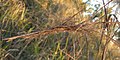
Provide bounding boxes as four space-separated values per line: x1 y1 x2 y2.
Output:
1 0 120 60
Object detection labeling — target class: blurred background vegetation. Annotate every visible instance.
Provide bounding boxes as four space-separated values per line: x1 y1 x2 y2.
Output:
0 0 120 60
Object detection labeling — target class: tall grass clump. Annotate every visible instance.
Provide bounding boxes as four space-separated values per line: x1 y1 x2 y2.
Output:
1 0 120 60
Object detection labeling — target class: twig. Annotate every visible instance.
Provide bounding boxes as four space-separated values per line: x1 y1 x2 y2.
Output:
101 0 109 60
3 23 86 41
62 51 74 60
3 21 120 42
62 7 84 25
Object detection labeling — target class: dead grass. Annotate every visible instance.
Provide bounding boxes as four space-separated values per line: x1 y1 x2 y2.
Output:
0 0 120 60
